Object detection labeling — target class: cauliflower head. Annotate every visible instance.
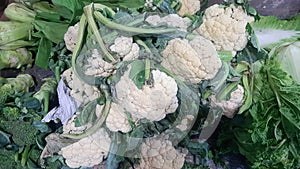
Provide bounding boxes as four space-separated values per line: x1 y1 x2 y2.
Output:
105 102 132 133
64 22 79 52
60 128 111 168
109 36 140 61
145 14 191 31
177 0 201 16
115 67 178 121
197 4 254 53
62 68 101 104
136 137 187 169
83 49 115 77
210 84 244 118
160 35 222 83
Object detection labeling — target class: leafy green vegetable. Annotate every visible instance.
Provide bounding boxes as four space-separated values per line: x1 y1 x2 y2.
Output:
269 41 300 84
251 14 300 49
217 55 300 168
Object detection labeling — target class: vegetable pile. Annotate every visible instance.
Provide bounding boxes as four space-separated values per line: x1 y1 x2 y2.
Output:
0 0 299 169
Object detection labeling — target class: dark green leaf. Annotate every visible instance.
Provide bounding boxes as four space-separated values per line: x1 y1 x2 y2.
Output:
32 120 51 133
51 0 84 22
128 60 146 89
33 20 69 43
35 38 52 69
0 130 11 147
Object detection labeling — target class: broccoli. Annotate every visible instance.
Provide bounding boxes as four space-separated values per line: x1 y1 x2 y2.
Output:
0 120 38 146
0 148 23 169
0 107 20 121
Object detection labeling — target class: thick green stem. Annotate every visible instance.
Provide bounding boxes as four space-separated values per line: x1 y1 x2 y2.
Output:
84 4 116 62
94 11 177 35
144 59 151 80
71 14 87 76
21 145 31 167
134 37 151 53
61 87 111 139
267 69 282 107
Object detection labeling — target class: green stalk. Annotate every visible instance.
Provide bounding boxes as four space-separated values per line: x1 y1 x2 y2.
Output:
134 37 151 53
94 11 177 34
21 145 31 167
61 87 111 139
93 3 115 16
84 4 116 62
238 74 253 114
144 59 151 80
71 14 87 81
267 68 282 107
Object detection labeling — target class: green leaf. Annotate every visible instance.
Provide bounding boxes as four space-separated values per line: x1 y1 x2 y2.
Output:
74 100 98 127
51 0 84 22
0 131 11 147
128 60 146 89
32 120 51 133
35 38 52 69
86 0 145 9
33 20 69 43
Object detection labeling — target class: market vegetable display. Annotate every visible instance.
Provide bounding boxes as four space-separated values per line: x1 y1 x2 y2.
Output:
0 0 300 169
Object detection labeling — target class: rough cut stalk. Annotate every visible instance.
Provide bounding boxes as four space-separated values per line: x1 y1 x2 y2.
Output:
61 87 111 139
33 78 57 113
4 3 36 23
0 21 32 46
93 11 177 34
84 4 116 62
0 48 33 69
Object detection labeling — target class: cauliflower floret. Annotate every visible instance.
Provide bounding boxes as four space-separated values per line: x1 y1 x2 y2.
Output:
145 14 191 31
177 0 201 16
60 128 111 168
84 49 115 77
64 22 79 52
105 102 132 133
109 36 140 61
197 4 254 54
210 85 244 118
160 35 222 83
115 68 178 121
62 68 101 104
135 137 187 169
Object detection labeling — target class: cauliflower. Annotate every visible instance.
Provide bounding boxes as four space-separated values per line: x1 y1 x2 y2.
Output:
160 35 222 83
105 102 132 133
145 14 191 31
60 128 111 168
64 22 79 52
197 4 254 54
136 137 187 169
210 85 244 118
83 49 115 77
177 0 201 16
115 67 178 121
62 68 101 104
109 36 140 61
